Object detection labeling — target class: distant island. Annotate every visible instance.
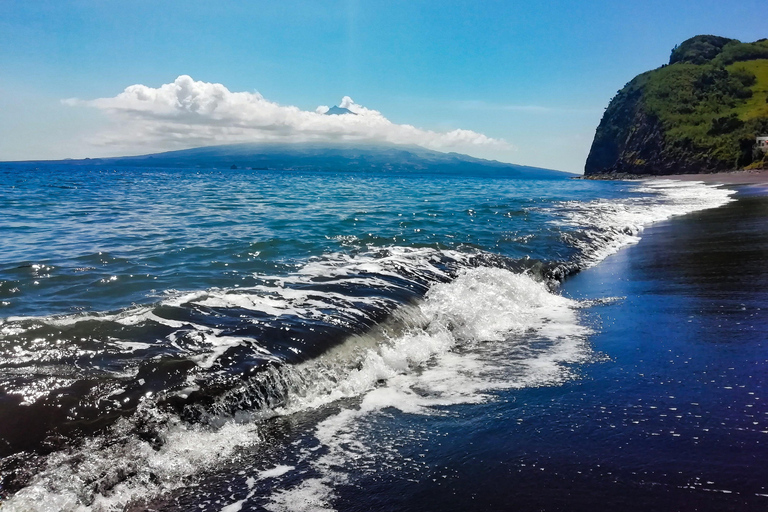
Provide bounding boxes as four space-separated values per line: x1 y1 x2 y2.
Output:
7 142 571 179
585 35 768 176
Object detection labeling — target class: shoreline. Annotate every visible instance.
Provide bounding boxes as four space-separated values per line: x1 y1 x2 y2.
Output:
655 169 768 185
556 187 768 509
580 169 768 185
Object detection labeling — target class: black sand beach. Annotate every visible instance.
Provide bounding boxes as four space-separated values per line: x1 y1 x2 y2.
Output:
553 182 768 511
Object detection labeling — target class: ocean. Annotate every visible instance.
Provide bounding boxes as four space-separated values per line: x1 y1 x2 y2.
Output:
0 164 764 511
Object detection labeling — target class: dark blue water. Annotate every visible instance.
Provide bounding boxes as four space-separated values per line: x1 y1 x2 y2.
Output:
1 163 754 511
1 166 605 318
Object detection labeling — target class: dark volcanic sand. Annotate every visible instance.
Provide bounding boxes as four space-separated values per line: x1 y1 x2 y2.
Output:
658 170 768 185
550 184 768 511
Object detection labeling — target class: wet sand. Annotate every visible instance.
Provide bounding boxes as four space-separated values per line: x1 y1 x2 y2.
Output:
556 185 768 511
656 169 768 185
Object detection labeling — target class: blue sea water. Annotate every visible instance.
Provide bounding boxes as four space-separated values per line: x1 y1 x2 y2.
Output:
1 163 761 511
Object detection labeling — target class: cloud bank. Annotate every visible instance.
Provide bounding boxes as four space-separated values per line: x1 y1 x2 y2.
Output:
64 75 508 153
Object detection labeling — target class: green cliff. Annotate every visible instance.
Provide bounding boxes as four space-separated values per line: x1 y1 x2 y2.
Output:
584 35 768 176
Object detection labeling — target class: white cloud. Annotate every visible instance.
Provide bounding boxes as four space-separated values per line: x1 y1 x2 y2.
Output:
339 96 356 110
64 75 509 154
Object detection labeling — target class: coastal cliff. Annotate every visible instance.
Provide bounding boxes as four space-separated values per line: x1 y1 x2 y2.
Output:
585 35 768 176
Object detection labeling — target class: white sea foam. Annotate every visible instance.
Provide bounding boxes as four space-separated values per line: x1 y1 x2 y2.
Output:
261 268 592 511
258 465 295 479
3 418 261 512
0 247 470 374
547 179 735 267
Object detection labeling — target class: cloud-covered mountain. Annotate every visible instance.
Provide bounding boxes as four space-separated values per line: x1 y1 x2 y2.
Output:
63 76 507 156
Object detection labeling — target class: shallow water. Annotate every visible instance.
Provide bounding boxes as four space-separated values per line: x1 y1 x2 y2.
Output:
0 164 743 510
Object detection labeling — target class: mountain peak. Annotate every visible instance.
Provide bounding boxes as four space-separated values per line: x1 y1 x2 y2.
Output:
325 105 356 116
669 35 738 65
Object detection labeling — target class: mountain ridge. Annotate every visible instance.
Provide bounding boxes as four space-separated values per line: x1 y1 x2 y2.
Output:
5 142 572 178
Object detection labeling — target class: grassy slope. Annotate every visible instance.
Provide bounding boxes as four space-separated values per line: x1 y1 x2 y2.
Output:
643 53 768 168
586 38 768 174
729 59 768 121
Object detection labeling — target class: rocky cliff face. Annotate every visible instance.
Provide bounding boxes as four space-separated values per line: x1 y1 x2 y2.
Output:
584 81 673 175
585 36 768 176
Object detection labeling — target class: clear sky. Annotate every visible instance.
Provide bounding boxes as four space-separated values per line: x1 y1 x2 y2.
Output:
0 0 765 173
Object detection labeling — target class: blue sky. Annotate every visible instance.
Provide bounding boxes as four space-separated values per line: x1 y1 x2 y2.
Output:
0 0 765 173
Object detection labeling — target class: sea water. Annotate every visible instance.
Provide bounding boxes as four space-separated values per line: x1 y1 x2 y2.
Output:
0 164 737 510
